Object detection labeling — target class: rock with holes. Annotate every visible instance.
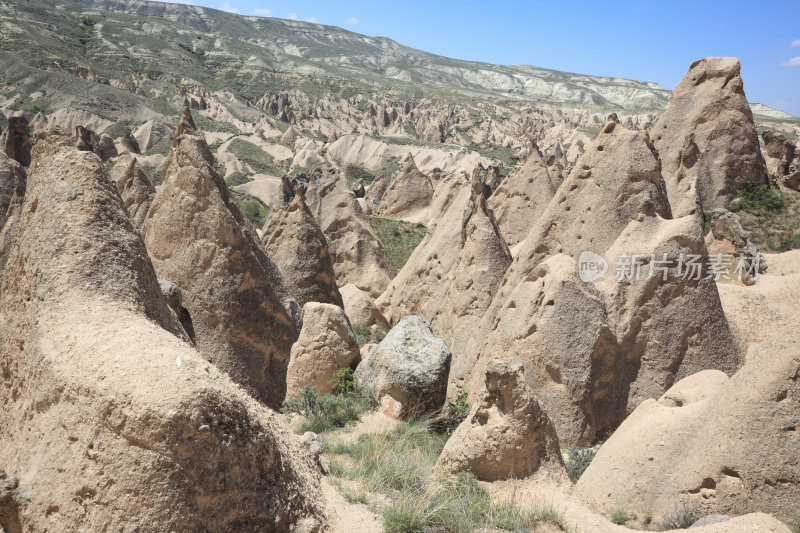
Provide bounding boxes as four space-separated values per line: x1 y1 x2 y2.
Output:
260 186 343 308
0 128 326 531
141 109 301 407
303 164 396 298
434 360 565 482
354 315 451 419
651 57 768 217
285 302 360 400
488 142 558 247
459 116 739 445
109 153 156 230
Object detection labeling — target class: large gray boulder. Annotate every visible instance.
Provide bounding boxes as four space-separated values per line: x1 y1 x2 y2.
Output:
354 315 451 418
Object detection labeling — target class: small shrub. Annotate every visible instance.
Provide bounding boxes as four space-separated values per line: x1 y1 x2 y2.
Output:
565 445 600 483
611 509 629 525
282 386 373 433
448 392 470 416
352 323 389 347
329 368 356 396
703 210 713 236
345 164 376 186
660 502 699 530
729 180 786 213
238 195 269 227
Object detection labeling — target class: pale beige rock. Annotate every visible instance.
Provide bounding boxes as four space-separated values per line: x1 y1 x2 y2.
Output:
434 360 565 482
704 208 765 285
261 189 343 307
304 163 397 297
109 153 155 230
133 120 172 152
488 143 558 246
0 129 326 531
0 152 24 230
340 283 389 329
286 302 360 400
141 110 301 407
363 176 387 213
377 153 433 218
651 57 768 216
762 130 796 180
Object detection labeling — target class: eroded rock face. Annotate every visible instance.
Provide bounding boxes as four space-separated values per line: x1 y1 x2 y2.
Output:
651 57 768 216
364 177 387 213
488 143 558 246
133 120 172 152
109 153 156 230
0 152 25 230
340 283 389 329
304 163 397 298
74 125 118 162
705 208 765 285
261 189 343 308
762 130 796 180
141 109 301 407
434 360 565 482
0 129 327 531
285 302 360 400
354 315 451 418
2 117 31 167
377 153 433 218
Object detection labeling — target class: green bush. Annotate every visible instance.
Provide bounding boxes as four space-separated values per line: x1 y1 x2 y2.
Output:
565 445 600 483
329 368 356 396
448 392 470 416
729 180 786 213
368 216 427 270
345 164 376 186
225 171 251 187
282 386 373 433
238 195 269 227
352 323 389 347
611 509 628 525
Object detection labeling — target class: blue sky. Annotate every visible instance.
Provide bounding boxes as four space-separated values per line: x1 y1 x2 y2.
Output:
186 0 800 116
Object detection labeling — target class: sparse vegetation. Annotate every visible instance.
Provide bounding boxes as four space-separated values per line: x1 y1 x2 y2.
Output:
660 502 699 530
565 444 600 483
733 184 800 252
611 509 629 525
352 323 388 346
225 171 251 187
282 385 375 433
368 216 427 270
145 136 173 157
140 163 162 186
329 367 356 396
448 392 470 416
345 163 376 186
228 138 283 176
327 422 571 532
729 180 787 214
238 194 269 226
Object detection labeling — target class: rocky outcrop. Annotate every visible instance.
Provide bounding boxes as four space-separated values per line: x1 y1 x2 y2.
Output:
1 117 31 167
434 361 565 482
261 187 343 307
0 128 326 531
285 302 360 400
364 176 387 213
704 208 765 285
354 315 451 418
377 153 433 218
0 152 25 230
340 283 389 329
133 120 172 152
762 130 796 180
303 163 397 297
74 125 118 161
651 57 768 216
141 109 301 407
108 153 155 229
117 131 141 155
488 143 558 247
460 116 739 445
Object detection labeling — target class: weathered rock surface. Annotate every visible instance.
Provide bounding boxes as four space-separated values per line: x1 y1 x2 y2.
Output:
0 128 326 531
0 152 25 230
117 131 141 155
377 153 433 218
109 153 156 230
354 315 451 418
488 143 558 246
1 116 31 167
261 188 343 307
705 208 765 285
762 130 796 180
434 360 565 482
286 302 360 400
651 57 768 216
363 176 387 213
133 120 172 152
74 125 118 161
304 163 397 297
141 109 301 406
340 282 389 329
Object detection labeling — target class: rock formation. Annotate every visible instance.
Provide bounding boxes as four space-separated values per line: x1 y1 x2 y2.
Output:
261 186 344 307
303 163 397 297
762 130 796 180
434 360 565 482
1 116 31 167
285 302 360 400
0 128 326 531
704 208 765 285
651 57 768 216
141 109 301 407
109 153 156 229
0 152 25 230
460 116 739 444
488 143 558 247
133 120 172 152
74 125 118 161
377 153 434 218
354 315 451 418
363 176 387 213
340 283 390 329
117 131 141 155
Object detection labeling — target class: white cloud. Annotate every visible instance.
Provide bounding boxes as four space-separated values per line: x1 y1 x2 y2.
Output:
307 16 318 23
219 1 238 13
346 17 358 25
792 39 800 48
253 8 271 15
782 56 800 67
287 12 297 20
